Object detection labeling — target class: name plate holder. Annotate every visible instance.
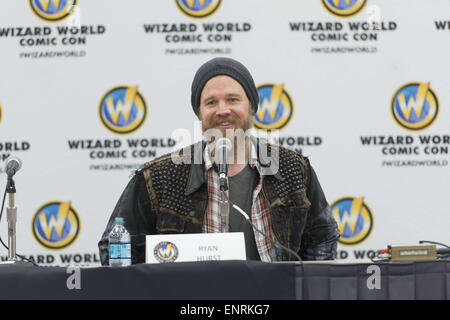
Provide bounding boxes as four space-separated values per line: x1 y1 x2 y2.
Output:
145 232 246 264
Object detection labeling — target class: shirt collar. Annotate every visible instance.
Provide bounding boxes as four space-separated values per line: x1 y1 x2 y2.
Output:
185 137 283 196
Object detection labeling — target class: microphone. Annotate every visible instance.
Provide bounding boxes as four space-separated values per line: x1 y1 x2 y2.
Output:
437 248 450 255
215 138 232 191
5 156 22 178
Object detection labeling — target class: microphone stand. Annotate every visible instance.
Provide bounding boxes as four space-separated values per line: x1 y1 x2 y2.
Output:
6 176 18 262
0 176 33 266
217 138 230 232
219 178 230 232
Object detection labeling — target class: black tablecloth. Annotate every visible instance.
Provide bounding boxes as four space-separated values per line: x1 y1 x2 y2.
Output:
0 259 449 300
296 260 450 300
0 260 295 300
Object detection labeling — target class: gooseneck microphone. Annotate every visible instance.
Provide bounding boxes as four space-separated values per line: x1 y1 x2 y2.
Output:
221 191 302 262
215 137 232 191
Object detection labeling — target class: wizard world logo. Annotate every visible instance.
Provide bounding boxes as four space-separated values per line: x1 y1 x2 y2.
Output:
175 0 222 19
331 196 374 246
32 201 81 250
29 0 77 22
99 86 148 135
321 0 368 18
254 83 294 130
154 241 179 263
391 82 439 131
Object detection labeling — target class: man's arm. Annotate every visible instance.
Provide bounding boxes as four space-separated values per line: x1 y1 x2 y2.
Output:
98 171 155 265
300 162 340 260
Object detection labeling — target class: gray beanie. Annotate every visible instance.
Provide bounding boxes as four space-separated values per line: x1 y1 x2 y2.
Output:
191 57 259 115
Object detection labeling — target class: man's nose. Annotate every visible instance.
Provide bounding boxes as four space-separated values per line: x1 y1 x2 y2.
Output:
215 100 231 116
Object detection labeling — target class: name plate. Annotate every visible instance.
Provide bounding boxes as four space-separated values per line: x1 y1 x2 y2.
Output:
145 232 246 264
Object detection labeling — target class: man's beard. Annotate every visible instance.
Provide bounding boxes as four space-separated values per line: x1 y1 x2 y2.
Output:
202 114 254 164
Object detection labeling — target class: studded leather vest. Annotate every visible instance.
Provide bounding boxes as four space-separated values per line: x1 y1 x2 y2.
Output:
98 139 339 264
141 140 312 261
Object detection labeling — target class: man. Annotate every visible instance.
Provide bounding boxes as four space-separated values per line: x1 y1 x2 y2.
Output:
98 57 340 265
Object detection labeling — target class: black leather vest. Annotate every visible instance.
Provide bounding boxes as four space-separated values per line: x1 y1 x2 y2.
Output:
141 140 311 260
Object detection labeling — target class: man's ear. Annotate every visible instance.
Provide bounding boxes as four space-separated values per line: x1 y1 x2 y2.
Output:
249 103 256 116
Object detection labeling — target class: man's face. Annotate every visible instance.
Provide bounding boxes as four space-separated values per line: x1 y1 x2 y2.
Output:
198 75 253 135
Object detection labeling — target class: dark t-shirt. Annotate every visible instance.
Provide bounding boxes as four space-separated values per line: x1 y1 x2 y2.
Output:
228 165 260 260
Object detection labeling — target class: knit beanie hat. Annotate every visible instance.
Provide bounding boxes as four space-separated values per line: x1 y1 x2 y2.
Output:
191 57 259 115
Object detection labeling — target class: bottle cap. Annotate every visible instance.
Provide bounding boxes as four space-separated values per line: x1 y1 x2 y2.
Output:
114 217 124 225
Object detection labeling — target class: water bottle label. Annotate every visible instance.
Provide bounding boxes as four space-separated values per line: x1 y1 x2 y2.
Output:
122 243 131 258
109 243 131 259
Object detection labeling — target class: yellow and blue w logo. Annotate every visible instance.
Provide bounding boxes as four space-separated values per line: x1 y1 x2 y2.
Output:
32 201 81 250
331 197 374 246
322 0 367 17
99 86 148 135
29 0 77 22
255 83 293 130
175 0 222 19
391 82 439 131
154 242 179 263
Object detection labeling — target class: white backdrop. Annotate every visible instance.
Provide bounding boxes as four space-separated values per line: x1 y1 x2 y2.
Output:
0 0 449 266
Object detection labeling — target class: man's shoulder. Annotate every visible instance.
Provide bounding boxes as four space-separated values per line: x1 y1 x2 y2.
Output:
136 141 202 174
263 141 310 168
142 153 175 169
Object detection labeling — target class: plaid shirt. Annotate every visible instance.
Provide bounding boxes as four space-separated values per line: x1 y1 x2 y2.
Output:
201 141 276 262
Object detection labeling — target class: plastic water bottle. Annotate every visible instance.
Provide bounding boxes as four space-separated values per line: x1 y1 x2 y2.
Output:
109 217 131 267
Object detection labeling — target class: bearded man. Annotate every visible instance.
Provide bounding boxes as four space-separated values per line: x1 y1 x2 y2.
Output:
98 57 339 265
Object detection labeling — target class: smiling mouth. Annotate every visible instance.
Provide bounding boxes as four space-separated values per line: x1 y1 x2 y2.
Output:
216 122 234 128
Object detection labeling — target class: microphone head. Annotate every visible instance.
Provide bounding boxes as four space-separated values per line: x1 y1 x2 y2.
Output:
215 137 232 151
215 138 232 167
5 156 22 176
